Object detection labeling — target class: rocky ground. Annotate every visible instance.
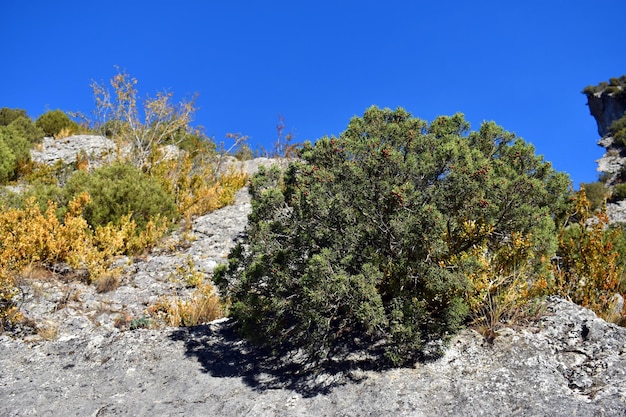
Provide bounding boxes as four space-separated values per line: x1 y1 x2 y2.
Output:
1 295 625 416
1 140 626 416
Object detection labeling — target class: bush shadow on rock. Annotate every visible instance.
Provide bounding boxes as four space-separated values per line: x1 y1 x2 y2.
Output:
168 319 395 398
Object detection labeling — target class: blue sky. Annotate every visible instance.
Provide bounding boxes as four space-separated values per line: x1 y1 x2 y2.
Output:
2 1 625 188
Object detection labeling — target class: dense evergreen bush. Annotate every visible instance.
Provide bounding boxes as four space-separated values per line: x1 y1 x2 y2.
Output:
0 139 17 183
35 109 77 137
0 108 28 126
0 125 33 183
9 116 43 142
215 106 571 366
64 162 177 230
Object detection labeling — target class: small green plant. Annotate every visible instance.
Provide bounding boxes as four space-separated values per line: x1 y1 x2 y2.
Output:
129 316 152 330
174 255 205 288
610 115 626 147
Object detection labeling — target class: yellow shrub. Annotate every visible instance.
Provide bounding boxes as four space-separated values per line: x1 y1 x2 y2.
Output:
148 282 225 327
553 188 625 321
0 191 167 293
173 255 204 288
150 152 248 224
446 219 546 337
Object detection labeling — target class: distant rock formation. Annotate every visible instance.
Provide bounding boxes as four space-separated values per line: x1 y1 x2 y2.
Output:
582 78 626 223
586 87 626 137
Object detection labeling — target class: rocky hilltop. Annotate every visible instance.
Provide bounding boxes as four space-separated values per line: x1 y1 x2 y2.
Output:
1 131 626 415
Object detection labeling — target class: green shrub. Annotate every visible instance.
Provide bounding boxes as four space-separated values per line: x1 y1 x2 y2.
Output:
0 125 33 182
610 115 626 147
0 139 17 183
581 182 610 210
35 110 77 137
8 116 44 142
64 162 178 230
233 143 255 161
0 108 28 126
612 183 626 202
171 131 216 157
215 106 571 366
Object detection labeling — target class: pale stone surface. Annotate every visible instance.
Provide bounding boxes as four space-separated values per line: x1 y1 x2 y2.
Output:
1 297 625 416
30 135 120 168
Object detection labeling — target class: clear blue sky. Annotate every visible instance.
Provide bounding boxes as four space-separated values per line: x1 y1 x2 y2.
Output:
2 1 625 188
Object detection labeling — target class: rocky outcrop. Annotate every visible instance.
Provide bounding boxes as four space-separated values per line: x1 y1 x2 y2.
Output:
585 89 626 137
1 297 625 416
30 135 120 168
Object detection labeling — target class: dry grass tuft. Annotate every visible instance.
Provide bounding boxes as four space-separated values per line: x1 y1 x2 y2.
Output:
37 320 60 340
148 282 224 327
95 274 120 293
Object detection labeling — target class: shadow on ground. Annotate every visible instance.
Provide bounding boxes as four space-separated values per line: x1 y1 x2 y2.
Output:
168 320 389 397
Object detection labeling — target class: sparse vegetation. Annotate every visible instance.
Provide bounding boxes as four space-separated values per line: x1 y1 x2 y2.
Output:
0 72 248 330
582 75 626 96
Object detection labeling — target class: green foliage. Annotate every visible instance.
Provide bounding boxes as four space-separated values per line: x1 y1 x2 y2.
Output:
0 140 17 183
610 115 626 147
581 182 610 210
583 75 626 96
35 109 77 137
129 316 152 330
0 125 33 183
64 162 177 230
8 116 44 142
612 183 626 202
0 108 28 126
171 131 216 157
215 106 571 366
606 223 626 295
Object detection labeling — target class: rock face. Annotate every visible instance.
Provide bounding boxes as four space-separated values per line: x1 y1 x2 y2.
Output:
30 135 120 168
584 84 626 223
1 297 625 416
586 90 626 137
